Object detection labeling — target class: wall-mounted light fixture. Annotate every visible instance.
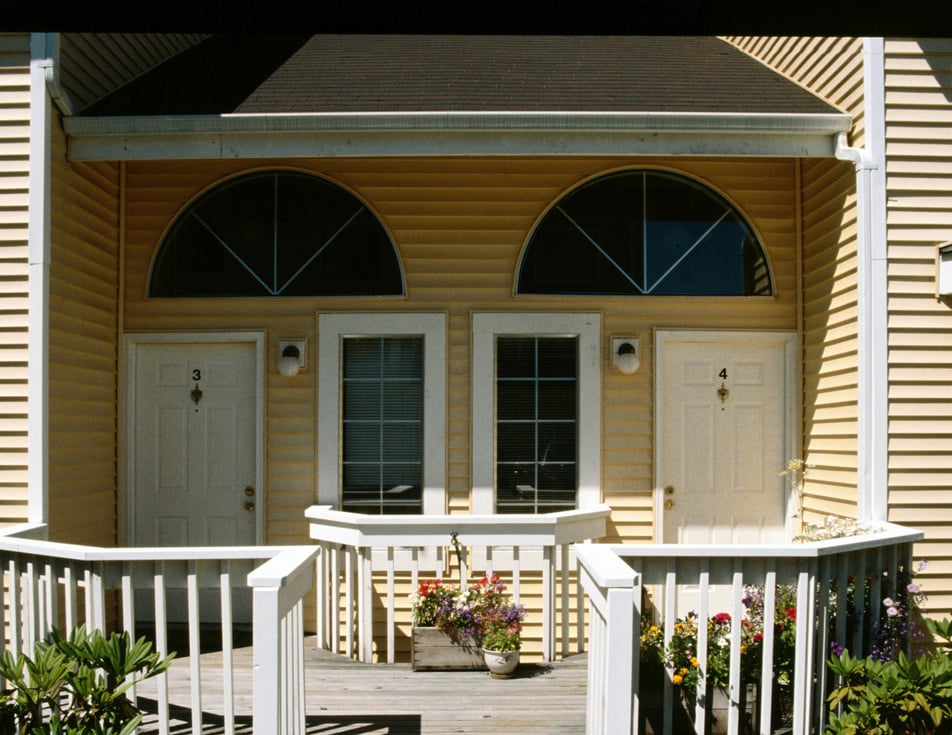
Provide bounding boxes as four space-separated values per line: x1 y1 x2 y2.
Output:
611 337 640 374
937 241 952 298
278 339 307 377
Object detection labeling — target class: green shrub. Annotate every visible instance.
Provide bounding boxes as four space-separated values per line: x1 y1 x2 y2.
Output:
0 625 175 735
825 617 952 735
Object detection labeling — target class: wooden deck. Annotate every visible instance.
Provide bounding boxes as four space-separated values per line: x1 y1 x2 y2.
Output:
135 638 589 734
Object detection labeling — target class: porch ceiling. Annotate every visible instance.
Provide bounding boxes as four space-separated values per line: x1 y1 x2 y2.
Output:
63 34 851 160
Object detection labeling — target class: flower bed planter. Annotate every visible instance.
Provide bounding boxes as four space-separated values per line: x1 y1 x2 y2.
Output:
411 626 486 671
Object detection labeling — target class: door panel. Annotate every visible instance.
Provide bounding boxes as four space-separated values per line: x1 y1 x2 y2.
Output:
133 342 257 548
130 340 259 623
660 334 790 546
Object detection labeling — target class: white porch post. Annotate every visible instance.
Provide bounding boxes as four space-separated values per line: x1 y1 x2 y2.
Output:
27 34 53 527
836 37 888 522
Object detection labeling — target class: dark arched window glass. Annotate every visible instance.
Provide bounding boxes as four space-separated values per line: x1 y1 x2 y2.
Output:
150 171 402 297
517 170 771 296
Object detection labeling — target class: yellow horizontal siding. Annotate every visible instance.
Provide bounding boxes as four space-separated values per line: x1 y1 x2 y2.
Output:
725 36 866 527
48 116 120 545
121 156 800 547
59 33 207 111
725 36 865 143
883 39 952 615
0 34 31 528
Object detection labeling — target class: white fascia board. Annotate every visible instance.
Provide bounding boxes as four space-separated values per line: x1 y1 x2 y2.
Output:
64 111 852 160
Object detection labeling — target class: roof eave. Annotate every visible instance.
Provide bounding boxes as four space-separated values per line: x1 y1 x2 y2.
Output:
64 111 854 160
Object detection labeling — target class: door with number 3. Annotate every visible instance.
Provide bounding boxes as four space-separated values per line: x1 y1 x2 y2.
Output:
657 331 797 545
127 338 261 549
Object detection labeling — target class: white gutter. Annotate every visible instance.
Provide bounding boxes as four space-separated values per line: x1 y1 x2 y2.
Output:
27 34 54 528
63 110 851 160
834 38 888 522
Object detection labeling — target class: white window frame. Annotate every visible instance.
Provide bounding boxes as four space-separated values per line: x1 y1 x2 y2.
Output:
318 313 447 514
472 313 601 515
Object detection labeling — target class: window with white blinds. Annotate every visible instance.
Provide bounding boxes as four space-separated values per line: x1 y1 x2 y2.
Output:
317 313 447 515
471 313 601 516
341 337 423 513
496 337 578 513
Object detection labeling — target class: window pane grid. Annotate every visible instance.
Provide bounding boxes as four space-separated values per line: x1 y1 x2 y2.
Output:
342 337 423 514
496 337 577 513
517 169 772 296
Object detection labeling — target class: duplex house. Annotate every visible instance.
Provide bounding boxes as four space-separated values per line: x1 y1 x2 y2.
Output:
1 33 949 667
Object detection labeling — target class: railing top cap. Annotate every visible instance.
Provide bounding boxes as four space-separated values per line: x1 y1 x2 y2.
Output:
305 504 611 545
305 504 611 524
602 521 923 560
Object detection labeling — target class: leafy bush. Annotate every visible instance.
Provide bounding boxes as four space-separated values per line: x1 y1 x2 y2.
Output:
825 617 952 735
0 625 175 735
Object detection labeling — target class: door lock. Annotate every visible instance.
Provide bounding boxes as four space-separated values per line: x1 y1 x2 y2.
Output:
664 485 675 495
665 499 675 510
244 501 255 512
244 486 255 497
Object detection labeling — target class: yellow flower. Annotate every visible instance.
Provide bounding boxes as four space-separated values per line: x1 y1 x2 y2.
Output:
650 625 659 634
740 645 747 654
679 667 688 676
691 657 699 668
673 674 683 685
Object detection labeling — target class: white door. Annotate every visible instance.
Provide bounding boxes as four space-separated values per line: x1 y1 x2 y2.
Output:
131 340 260 547
658 332 795 545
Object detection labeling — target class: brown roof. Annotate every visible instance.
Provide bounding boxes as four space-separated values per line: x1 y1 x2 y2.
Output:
83 34 839 117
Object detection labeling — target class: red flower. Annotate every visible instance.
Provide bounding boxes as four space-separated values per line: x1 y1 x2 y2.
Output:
785 607 797 621
713 612 731 624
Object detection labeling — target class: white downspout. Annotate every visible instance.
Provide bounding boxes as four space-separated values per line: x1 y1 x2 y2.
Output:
834 38 888 522
27 33 54 526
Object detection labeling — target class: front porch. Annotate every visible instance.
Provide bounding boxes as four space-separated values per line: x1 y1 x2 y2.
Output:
133 638 588 734
0 514 925 735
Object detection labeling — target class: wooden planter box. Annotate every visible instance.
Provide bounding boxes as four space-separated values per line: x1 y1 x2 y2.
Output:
411 626 486 671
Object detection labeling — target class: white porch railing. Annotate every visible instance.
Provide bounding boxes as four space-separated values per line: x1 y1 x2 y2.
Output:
305 504 611 662
576 522 925 735
0 524 317 735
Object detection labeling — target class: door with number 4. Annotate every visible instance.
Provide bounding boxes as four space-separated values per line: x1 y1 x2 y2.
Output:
657 331 796 545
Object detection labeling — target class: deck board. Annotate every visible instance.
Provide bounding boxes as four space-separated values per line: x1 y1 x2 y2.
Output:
135 639 588 734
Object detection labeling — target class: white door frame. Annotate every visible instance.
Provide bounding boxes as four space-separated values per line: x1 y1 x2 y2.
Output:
653 329 800 542
122 332 266 546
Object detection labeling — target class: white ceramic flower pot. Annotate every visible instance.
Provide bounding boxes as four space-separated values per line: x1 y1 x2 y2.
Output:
482 648 520 678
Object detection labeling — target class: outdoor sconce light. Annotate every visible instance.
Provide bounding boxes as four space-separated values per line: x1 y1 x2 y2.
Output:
937 241 952 298
611 337 640 374
278 339 307 377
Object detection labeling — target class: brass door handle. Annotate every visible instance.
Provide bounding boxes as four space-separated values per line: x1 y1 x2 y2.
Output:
244 486 255 497
665 499 675 510
244 501 255 512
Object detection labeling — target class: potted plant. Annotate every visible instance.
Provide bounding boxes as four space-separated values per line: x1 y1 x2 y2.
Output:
409 578 485 670
475 575 526 678
408 574 526 674
480 622 522 678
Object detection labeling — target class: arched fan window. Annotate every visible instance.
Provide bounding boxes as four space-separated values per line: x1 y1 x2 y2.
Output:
517 170 772 296
150 170 402 297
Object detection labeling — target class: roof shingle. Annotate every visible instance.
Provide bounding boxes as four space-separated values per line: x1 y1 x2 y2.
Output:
83 35 839 117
